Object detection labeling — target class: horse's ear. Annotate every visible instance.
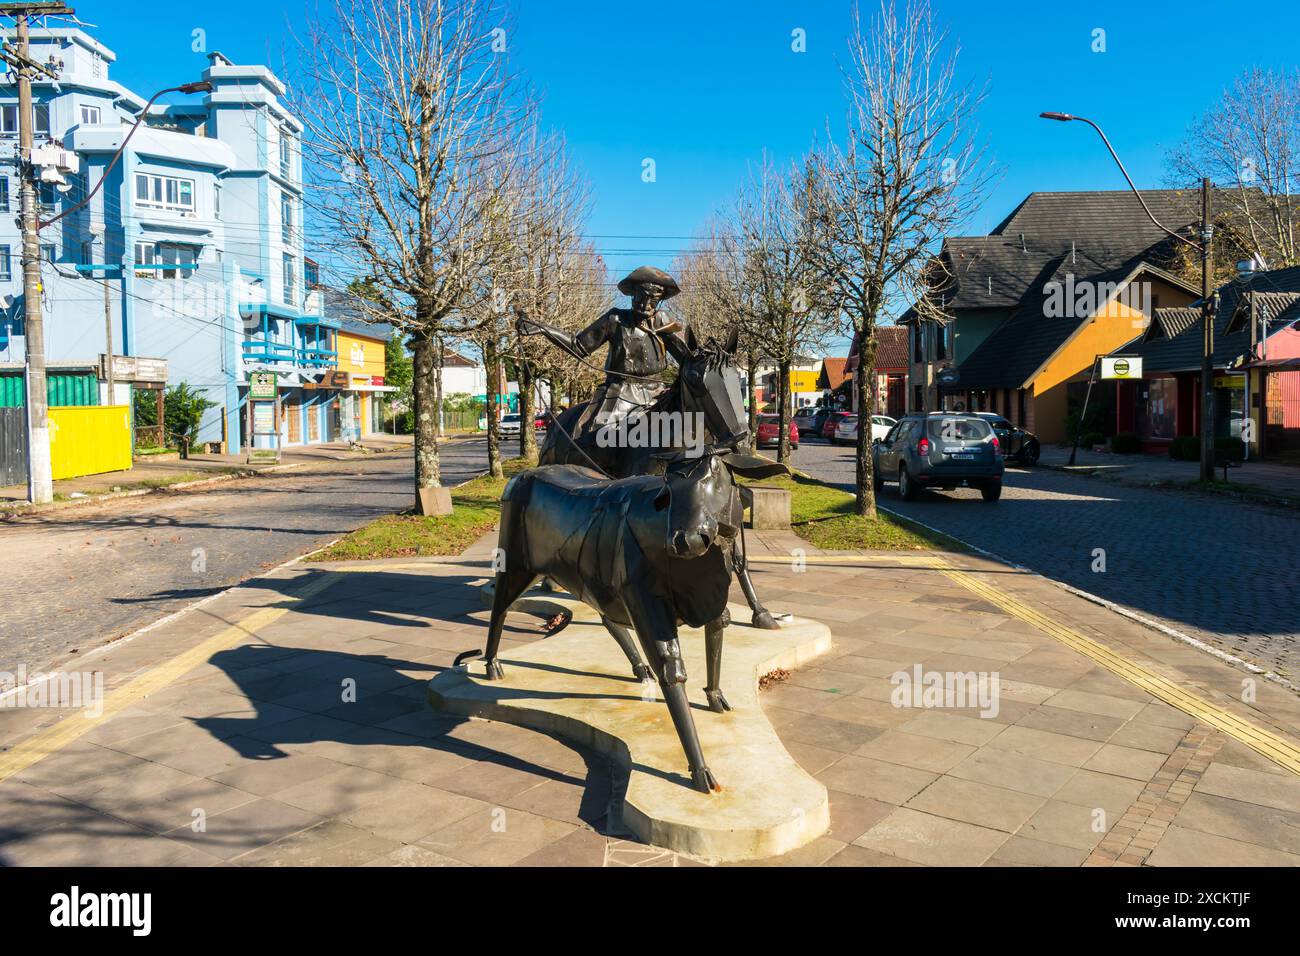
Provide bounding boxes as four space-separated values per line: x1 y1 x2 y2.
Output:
723 327 739 356
685 323 700 353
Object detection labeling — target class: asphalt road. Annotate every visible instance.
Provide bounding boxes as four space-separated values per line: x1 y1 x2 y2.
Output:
790 437 1300 680
0 438 494 672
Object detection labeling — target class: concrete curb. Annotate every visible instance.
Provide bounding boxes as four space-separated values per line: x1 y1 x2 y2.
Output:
0 461 307 520
1036 457 1300 511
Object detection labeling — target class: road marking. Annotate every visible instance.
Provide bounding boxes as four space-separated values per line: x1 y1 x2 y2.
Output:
748 552 1300 776
0 572 341 785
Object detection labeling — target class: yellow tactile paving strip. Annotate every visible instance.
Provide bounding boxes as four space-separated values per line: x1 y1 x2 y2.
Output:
0 573 342 785
749 553 1300 777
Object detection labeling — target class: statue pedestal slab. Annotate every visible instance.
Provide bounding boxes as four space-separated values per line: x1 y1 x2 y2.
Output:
428 591 832 862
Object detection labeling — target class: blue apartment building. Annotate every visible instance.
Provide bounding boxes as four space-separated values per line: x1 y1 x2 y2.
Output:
0 27 361 449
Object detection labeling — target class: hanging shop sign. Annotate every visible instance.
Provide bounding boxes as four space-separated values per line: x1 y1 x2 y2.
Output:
249 371 278 399
1101 356 1143 380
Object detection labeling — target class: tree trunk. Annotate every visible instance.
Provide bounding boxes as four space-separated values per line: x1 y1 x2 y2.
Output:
518 360 537 461
484 339 503 478
745 350 759 452
412 332 442 510
434 335 445 438
777 359 791 464
854 324 877 518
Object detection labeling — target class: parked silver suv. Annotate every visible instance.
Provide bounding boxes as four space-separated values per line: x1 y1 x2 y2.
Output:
871 413 1005 502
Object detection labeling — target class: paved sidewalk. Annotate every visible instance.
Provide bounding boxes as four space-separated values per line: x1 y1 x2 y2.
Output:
1 526 1298 866
1038 444 1300 500
0 435 415 510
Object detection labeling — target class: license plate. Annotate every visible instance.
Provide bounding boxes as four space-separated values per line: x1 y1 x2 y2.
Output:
949 453 975 460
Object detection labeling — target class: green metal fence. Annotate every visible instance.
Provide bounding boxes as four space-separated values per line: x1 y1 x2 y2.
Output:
0 372 100 408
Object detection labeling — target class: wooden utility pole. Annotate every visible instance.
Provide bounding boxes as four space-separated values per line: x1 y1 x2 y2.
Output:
0 2 73 503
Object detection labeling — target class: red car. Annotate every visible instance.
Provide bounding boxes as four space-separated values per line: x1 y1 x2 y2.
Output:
821 411 852 440
756 414 799 450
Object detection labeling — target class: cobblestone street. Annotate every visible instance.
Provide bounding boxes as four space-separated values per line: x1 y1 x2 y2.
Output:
791 439 1300 682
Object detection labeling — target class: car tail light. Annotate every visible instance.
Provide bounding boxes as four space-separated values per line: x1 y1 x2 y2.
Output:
917 437 930 456
991 436 1001 455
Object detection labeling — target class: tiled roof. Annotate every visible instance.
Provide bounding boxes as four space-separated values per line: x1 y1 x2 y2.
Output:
845 325 909 373
925 191 1201 313
819 357 850 390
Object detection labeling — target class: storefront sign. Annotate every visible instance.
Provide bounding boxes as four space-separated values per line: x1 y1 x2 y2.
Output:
249 371 278 399
1101 356 1142 380
319 371 350 389
1213 374 1244 389
936 367 960 386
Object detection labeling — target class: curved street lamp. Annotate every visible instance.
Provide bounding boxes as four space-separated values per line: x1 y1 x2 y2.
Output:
1039 111 1216 481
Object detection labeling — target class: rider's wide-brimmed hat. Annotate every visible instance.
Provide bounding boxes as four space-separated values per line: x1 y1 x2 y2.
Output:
618 266 681 300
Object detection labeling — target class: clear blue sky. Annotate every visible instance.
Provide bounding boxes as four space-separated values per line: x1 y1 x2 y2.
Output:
70 0 1300 349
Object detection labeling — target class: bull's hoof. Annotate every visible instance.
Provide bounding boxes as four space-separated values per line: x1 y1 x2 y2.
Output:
484 659 505 681
691 766 721 794
706 689 731 713
752 609 780 630
633 662 654 682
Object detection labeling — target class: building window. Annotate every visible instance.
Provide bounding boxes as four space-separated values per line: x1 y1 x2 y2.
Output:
40 244 55 262
0 245 10 282
38 182 58 215
81 241 94 266
304 258 319 289
282 252 296 305
0 178 8 213
213 183 221 220
134 173 196 212
279 129 293 180
91 53 103 78
0 106 17 135
80 105 101 125
281 192 293 244
34 104 50 136
135 241 196 279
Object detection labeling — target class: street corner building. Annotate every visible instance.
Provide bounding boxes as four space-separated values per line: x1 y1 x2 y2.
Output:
0 25 394 483
899 190 1205 442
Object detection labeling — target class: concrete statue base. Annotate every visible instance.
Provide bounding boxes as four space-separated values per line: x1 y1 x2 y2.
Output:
427 588 833 862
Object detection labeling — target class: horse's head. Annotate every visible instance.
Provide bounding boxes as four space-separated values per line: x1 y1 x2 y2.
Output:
677 326 748 449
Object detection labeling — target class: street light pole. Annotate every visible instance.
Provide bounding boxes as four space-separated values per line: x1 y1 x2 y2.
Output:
1040 112 1216 482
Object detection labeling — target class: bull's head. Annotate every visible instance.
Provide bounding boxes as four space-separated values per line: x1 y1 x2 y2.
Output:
651 447 788 558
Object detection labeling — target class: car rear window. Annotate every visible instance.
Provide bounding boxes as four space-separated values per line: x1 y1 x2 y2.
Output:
926 417 992 440
758 415 777 423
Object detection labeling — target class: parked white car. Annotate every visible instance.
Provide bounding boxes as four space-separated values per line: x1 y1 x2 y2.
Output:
498 413 522 437
834 414 897 445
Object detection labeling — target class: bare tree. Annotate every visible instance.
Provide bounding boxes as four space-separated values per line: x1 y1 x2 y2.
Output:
807 0 989 516
293 0 530 511
496 129 593 461
717 156 837 464
1167 67 1300 270
670 226 763 448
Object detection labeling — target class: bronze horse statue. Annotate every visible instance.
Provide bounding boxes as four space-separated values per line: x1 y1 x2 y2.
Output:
537 326 782 629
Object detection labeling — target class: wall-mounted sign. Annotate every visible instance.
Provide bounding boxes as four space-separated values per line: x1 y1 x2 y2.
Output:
371 376 385 386
320 371 350 389
249 371 278 399
103 355 168 383
936 367 960 386
1101 356 1143 380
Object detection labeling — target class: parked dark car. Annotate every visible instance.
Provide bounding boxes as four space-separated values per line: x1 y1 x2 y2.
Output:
820 410 852 440
974 412 1039 466
756 414 799 450
871 412 1005 501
